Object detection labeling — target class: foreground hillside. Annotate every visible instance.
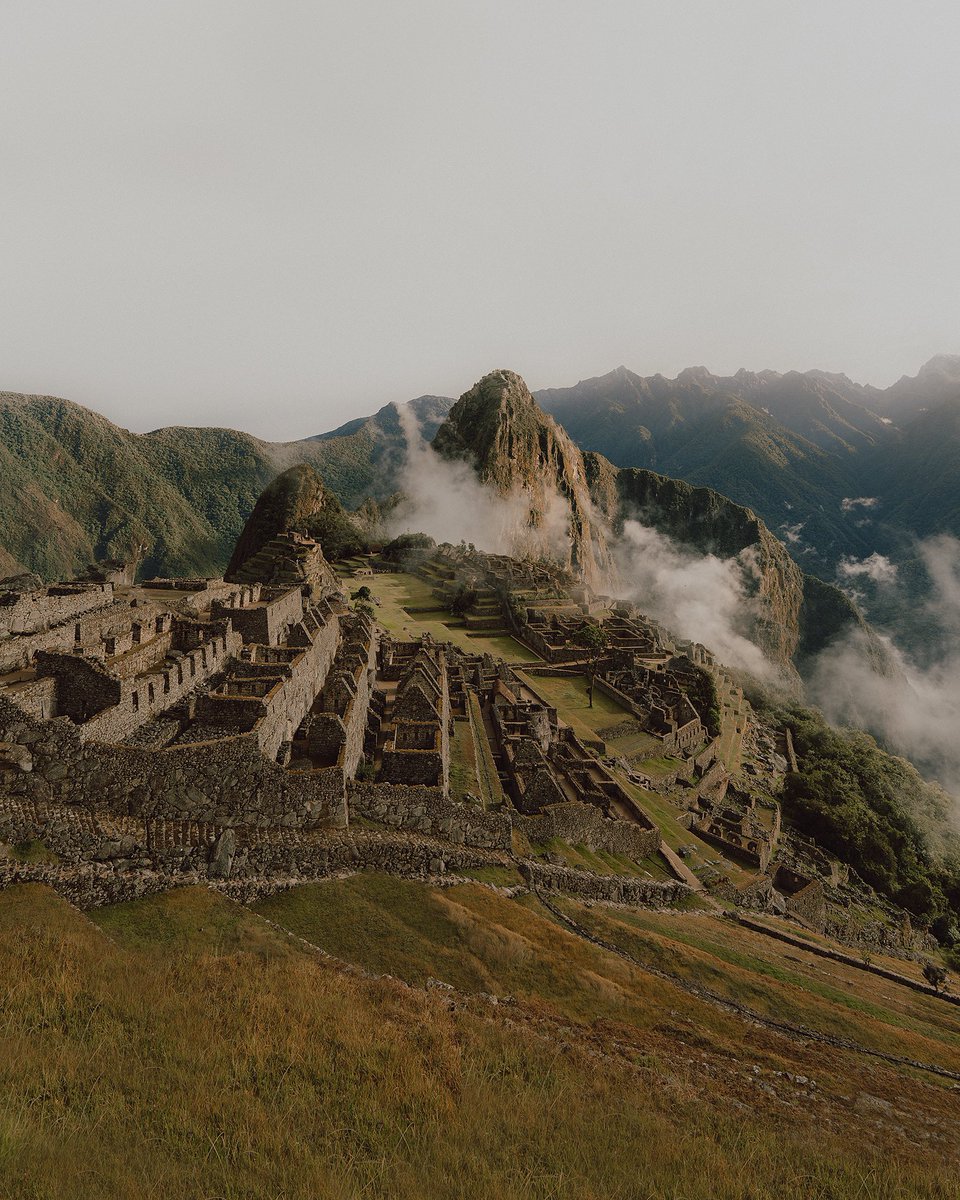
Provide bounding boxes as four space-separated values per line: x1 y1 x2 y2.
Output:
3 879 959 1199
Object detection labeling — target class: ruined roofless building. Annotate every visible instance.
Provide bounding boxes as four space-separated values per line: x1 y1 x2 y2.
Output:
0 470 365 832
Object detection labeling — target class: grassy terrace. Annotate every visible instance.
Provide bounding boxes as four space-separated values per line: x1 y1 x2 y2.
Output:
714 669 747 772
512 669 747 885
352 567 536 663
448 720 480 802
4 879 956 1197
514 670 627 750
529 837 675 880
555 900 960 1067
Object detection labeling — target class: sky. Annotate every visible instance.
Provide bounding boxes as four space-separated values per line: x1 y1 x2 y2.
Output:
1 1 958 440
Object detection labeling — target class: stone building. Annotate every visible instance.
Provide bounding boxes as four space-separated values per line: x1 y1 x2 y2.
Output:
0 561 354 830
376 639 451 792
598 663 706 755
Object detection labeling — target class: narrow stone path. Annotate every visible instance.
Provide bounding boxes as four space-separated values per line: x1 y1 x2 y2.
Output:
531 885 960 1083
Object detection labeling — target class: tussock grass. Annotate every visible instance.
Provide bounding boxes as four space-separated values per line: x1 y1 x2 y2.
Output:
1 882 958 1199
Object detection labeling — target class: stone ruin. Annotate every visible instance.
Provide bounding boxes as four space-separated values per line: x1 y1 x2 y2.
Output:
0 537 680 907
598 662 705 754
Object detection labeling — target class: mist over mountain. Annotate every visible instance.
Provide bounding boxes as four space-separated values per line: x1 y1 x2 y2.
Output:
398 370 879 683
0 391 448 581
1 355 958 663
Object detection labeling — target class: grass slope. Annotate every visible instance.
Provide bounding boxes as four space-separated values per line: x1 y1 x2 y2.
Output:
1 880 959 1197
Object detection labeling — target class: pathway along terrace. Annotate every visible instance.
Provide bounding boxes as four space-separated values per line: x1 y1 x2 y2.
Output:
0 545 941 969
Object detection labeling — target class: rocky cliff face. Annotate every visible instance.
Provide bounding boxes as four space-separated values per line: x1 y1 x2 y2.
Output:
434 371 883 680
432 370 614 588
607 468 806 671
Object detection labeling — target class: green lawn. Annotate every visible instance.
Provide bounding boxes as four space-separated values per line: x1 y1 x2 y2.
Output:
364 571 536 662
449 719 481 802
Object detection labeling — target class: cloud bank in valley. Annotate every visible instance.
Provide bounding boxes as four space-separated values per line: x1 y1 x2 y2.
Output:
613 520 776 680
811 534 960 800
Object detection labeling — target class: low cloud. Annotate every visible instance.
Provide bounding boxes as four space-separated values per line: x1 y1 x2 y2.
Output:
810 535 960 800
387 403 572 561
841 496 880 512
837 552 898 585
781 521 806 546
613 520 776 680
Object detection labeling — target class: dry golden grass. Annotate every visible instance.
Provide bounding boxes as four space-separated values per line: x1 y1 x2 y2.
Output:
0 880 958 1199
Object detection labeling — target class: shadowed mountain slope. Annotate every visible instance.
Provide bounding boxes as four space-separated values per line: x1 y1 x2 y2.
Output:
0 392 450 581
431 372 881 677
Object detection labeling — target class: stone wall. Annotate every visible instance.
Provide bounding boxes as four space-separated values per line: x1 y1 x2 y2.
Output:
0 591 134 671
250 613 340 759
693 739 720 773
0 583 113 639
520 624 589 665
79 624 239 744
785 879 826 929
35 652 121 722
594 675 645 720
0 696 347 829
348 782 512 850
516 801 660 860
211 586 304 648
4 676 56 721
524 860 689 906
106 629 174 680
0 826 510 910
313 616 374 779
380 745 445 787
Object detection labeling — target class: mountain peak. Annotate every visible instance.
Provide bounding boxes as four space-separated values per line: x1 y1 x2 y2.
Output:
675 365 715 386
917 354 960 379
432 370 550 475
430 369 611 584
225 464 332 579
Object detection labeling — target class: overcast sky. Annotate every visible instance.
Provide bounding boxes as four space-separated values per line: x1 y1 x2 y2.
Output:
1 2 957 440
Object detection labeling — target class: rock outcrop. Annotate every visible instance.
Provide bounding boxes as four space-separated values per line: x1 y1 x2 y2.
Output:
226 465 339 598
431 370 614 588
433 371 885 680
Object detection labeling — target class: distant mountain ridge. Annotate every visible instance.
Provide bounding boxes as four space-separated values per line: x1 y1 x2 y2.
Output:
0 356 957 598
429 370 883 679
534 358 960 582
0 392 449 581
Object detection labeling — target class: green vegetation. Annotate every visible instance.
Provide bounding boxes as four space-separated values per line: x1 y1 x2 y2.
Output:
0 392 450 580
515 670 627 743
777 704 960 927
363 570 534 663
381 531 436 562
448 720 480 802
305 500 371 560
8 840 58 864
